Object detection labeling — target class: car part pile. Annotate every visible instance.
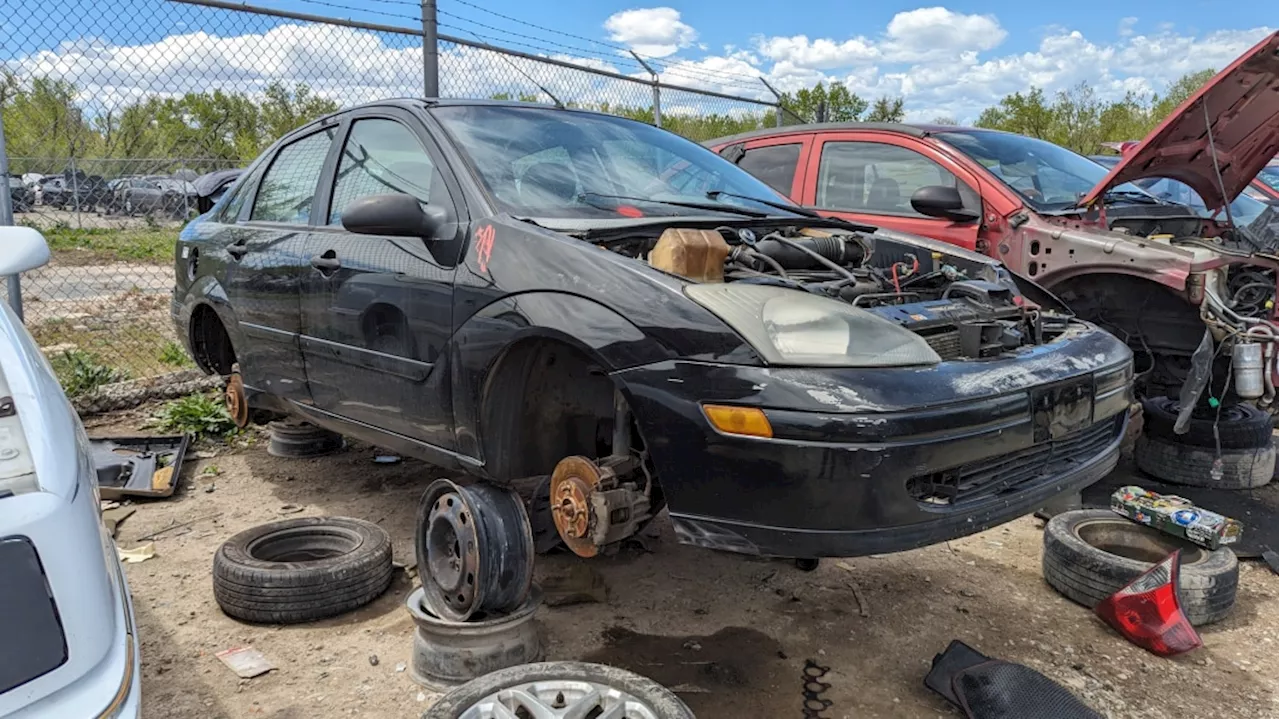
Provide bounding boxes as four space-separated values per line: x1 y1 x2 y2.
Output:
925 640 1102 718
421 661 695 719
1042 509 1237 626
407 585 543 691
90 434 190 499
212 516 393 624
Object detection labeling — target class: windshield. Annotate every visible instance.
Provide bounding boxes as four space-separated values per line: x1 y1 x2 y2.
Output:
937 130 1149 211
432 105 796 221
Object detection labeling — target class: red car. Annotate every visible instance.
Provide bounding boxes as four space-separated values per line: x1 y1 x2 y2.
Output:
707 32 1278 420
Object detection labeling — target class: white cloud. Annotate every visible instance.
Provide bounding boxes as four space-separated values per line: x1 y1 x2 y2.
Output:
882 7 1007 60
1118 17 1138 37
3 7 1274 129
603 7 696 58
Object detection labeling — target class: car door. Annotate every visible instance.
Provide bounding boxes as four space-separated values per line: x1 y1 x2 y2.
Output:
804 134 983 252
719 135 812 198
298 110 464 448
221 125 338 402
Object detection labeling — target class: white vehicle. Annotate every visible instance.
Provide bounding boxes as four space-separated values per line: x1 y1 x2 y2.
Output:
0 227 141 718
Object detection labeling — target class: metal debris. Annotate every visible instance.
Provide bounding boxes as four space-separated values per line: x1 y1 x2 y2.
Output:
801 659 833 718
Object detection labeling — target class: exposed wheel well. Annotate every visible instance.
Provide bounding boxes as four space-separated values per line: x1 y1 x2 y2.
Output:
188 304 237 375
480 338 625 482
1051 273 1203 398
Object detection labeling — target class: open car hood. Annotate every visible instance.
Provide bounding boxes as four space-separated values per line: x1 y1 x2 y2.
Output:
1080 32 1279 213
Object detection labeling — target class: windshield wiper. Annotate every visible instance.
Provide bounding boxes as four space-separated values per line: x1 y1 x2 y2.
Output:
704 190 820 218
578 192 767 218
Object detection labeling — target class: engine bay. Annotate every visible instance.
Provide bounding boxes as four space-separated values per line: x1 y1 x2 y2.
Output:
621 223 1078 361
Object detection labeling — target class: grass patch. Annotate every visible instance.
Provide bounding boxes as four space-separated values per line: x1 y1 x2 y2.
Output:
159 340 195 367
33 315 175 379
41 225 173 264
149 393 238 439
49 349 129 397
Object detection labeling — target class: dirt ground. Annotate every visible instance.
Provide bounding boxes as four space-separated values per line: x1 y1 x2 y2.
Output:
86 408 1279 719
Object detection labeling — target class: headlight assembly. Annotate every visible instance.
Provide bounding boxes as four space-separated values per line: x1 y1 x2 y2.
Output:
685 283 941 367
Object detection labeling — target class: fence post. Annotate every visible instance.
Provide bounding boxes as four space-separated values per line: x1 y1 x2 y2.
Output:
759 77 785 127
629 51 661 128
0 112 21 322
421 0 439 97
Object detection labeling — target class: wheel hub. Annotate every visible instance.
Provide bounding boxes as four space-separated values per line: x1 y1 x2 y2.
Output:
550 457 605 558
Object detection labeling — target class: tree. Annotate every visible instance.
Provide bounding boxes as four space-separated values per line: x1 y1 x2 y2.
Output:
1050 82 1104 154
975 87 1055 139
780 81 868 123
259 82 339 142
931 116 958 125
865 96 906 123
1151 68 1216 121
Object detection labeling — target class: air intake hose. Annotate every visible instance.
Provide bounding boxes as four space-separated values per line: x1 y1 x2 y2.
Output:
753 235 865 270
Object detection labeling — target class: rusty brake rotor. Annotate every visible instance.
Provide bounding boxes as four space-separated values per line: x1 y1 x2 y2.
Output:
550 456 607 558
225 372 250 429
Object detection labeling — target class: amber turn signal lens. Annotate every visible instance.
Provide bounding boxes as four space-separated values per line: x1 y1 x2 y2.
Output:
702 404 773 438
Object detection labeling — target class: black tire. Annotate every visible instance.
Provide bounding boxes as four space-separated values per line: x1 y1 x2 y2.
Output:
423 662 695 719
1141 396 1272 449
1042 509 1237 626
213 516 393 624
1135 434 1276 489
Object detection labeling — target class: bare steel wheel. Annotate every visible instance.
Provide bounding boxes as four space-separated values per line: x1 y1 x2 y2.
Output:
415 479 534 621
225 372 250 429
422 662 694 719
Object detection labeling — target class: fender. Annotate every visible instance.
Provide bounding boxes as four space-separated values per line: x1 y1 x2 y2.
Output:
176 274 246 361
450 291 677 464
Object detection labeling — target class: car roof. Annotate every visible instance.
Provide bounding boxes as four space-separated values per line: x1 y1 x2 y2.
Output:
702 122 982 147
304 97 648 130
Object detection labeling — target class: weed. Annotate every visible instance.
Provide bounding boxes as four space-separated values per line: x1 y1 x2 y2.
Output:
49 350 128 397
150 393 238 439
41 225 173 264
159 340 194 367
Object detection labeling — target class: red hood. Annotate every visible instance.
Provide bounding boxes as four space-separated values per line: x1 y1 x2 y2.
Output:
1080 31 1279 212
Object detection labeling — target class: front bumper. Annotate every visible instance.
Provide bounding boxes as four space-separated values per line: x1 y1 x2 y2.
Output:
617 324 1132 558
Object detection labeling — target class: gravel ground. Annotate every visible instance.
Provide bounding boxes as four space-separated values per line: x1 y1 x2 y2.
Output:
86 409 1279 719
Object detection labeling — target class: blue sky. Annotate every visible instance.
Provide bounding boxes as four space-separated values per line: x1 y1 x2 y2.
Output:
5 0 1276 122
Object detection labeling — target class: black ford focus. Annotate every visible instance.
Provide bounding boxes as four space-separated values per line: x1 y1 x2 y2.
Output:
174 99 1131 616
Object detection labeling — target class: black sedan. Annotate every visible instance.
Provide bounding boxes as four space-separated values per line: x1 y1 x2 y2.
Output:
173 100 1132 617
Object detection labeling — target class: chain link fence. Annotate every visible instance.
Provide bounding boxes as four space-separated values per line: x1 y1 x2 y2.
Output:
1 0 784 402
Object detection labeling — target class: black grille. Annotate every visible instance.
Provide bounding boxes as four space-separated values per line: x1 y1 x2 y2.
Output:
907 415 1122 507
923 330 963 360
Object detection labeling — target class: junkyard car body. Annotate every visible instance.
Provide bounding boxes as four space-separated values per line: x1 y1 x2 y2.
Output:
174 100 1132 558
0 227 142 718
707 32 1278 407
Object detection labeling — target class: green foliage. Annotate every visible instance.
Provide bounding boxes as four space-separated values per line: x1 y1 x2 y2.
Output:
865 96 906 123
49 349 128 397
2 79 338 171
780 82 870 123
159 341 194 367
150 393 238 438
975 70 1218 154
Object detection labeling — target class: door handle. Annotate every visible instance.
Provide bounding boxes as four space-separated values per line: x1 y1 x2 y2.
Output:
311 251 341 273
227 242 248 260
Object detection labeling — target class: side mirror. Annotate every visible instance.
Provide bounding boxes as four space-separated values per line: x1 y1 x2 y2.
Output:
341 193 449 239
910 185 979 222
0 226 51 275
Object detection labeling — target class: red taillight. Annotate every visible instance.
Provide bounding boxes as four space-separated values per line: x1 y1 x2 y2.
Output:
1094 550 1202 657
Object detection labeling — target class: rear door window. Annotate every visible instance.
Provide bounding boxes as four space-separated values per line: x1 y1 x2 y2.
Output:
250 128 336 224
738 143 802 195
